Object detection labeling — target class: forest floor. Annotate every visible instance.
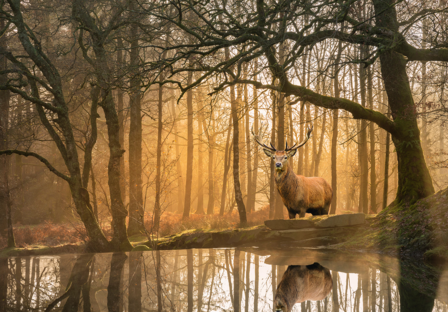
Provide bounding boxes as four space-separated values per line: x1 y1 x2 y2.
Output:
2 189 448 260
0 205 271 257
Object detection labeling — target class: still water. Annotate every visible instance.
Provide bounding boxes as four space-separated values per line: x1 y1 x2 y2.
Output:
0 248 447 312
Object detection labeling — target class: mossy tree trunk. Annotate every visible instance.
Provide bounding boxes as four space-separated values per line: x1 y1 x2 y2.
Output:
372 0 435 204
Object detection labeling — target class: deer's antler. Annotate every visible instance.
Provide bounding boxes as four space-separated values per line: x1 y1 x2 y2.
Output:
286 125 313 151
251 123 276 152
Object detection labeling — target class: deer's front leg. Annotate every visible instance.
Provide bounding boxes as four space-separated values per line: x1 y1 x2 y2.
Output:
288 210 296 219
298 209 306 218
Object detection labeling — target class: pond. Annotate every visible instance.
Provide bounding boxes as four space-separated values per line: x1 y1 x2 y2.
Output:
0 248 447 311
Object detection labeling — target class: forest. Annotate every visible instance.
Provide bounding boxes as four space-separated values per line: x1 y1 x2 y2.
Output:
0 0 447 255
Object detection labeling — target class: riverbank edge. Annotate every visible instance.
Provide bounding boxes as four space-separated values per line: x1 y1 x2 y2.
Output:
2 187 447 260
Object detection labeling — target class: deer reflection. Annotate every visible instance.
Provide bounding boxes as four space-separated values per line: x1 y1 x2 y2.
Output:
274 263 332 312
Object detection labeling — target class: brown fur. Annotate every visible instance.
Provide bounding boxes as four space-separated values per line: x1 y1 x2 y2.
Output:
270 150 332 218
274 263 333 312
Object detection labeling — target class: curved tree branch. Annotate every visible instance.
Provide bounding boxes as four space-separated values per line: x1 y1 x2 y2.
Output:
0 150 70 182
396 41 448 62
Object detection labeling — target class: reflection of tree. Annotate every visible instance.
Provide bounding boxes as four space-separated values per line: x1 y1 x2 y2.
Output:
107 253 127 312
397 259 440 312
156 250 162 312
187 249 193 312
0 258 7 312
129 251 142 312
254 254 259 312
44 254 94 312
233 250 241 312
4 249 447 312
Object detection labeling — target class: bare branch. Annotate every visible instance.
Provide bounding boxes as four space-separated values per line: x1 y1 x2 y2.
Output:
0 150 70 182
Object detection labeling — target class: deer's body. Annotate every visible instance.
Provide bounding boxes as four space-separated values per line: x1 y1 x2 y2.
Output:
254 125 332 218
275 163 332 218
274 263 333 312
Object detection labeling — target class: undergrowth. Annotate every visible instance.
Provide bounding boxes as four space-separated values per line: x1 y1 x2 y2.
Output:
145 205 270 238
0 205 271 249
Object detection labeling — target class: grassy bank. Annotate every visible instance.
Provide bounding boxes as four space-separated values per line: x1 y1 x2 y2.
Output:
340 188 448 260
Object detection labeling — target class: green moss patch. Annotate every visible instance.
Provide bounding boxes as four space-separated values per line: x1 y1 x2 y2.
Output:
340 188 448 259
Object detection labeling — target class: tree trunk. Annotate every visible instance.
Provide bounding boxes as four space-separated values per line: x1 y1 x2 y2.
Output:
196 102 205 215
304 104 310 176
269 94 277 219
330 109 339 215
373 0 435 203
275 90 285 219
0 16 15 247
170 98 185 214
220 116 233 215
90 167 99 221
297 103 305 175
183 69 194 219
101 91 132 250
314 111 326 177
226 47 247 224
154 83 164 233
72 1 132 250
330 40 343 214
207 120 215 215
248 67 259 213
359 47 369 213
128 21 144 236
368 67 377 213
116 38 126 204
237 84 247 207
288 100 294 172
245 84 253 213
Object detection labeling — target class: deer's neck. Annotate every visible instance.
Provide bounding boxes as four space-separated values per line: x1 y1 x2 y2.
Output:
275 165 293 185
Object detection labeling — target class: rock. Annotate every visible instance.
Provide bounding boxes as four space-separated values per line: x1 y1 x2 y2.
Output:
265 219 315 230
276 226 361 241
315 213 365 228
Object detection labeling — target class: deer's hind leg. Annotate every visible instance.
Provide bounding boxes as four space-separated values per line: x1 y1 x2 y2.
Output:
322 203 330 215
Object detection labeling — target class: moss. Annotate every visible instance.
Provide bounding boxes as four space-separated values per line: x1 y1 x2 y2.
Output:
0 244 83 258
128 234 148 244
340 187 448 259
132 245 151 252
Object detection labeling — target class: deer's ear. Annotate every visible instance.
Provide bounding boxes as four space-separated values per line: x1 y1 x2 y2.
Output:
263 149 274 157
287 149 297 157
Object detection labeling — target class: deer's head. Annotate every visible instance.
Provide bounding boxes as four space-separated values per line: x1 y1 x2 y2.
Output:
253 125 313 172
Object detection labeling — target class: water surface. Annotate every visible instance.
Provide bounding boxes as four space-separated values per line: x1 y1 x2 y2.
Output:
1 248 447 311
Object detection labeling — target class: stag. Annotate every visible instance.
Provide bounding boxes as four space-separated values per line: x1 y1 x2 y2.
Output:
253 125 332 218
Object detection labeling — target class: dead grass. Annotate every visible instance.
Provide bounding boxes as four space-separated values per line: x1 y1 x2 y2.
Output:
145 205 270 237
0 205 271 249
0 222 89 249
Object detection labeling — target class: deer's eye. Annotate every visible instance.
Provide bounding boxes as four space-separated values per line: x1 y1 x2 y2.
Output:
285 157 287 160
